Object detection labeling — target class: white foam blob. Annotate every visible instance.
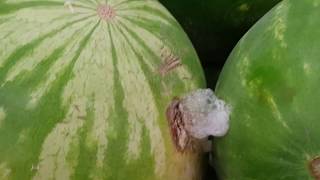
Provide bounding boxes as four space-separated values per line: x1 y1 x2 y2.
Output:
180 89 231 139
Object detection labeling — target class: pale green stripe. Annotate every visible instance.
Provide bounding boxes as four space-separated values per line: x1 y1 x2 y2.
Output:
0 15 96 83
0 1 63 15
111 21 166 177
4 18 94 85
31 21 100 180
0 19 99 180
103 22 130 180
117 18 187 95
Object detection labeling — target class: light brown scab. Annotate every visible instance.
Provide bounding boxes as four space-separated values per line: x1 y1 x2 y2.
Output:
158 47 182 76
310 157 320 179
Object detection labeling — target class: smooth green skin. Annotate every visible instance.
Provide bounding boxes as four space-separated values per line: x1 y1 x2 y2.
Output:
214 0 320 179
0 0 205 179
159 0 281 65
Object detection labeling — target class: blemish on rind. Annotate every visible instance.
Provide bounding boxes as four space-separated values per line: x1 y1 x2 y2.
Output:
0 107 6 127
0 163 11 179
158 47 182 76
166 98 192 152
309 156 320 179
166 89 231 152
272 2 289 48
304 63 311 75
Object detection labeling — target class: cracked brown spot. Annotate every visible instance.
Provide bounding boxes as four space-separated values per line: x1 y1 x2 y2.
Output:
166 98 197 152
310 156 320 179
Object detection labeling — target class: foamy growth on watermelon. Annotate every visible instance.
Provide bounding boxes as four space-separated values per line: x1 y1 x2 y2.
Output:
180 89 231 139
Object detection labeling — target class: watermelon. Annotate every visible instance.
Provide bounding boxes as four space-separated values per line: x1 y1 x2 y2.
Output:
214 0 320 179
159 0 281 65
0 0 206 179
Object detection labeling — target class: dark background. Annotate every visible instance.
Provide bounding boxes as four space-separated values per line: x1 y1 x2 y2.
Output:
159 0 282 179
160 0 281 88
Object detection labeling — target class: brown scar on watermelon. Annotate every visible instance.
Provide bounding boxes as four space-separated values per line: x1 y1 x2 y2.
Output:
166 98 210 153
309 157 320 180
166 89 230 153
166 98 196 152
158 46 182 76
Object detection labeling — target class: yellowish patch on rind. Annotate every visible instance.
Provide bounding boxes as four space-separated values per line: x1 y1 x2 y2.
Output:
238 56 250 87
0 107 5 127
0 163 11 180
166 150 203 180
271 2 290 48
264 90 290 130
304 63 312 75
248 84 291 131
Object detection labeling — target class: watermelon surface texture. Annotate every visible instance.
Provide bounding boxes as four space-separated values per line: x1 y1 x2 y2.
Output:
0 0 206 179
159 0 281 65
214 0 320 179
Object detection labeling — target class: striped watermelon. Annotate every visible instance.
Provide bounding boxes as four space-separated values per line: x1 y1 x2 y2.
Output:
0 0 206 179
214 0 320 179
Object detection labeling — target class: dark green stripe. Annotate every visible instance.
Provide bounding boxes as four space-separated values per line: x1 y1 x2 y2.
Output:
103 22 130 180
0 14 95 84
14 20 93 93
120 15 205 88
118 16 162 65
118 19 187 97
112 24 162 180
17 43 67 90
113 0 145 8
72 100 97 180
0 1 63 15
117 3 176 25
114 24 168 129
30 20 100 179
121 15 179 41
0 20 100 180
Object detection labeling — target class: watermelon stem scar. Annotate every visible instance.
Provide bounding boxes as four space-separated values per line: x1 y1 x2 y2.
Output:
97 4 116 21
309 157 320 179
166 89 230 152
